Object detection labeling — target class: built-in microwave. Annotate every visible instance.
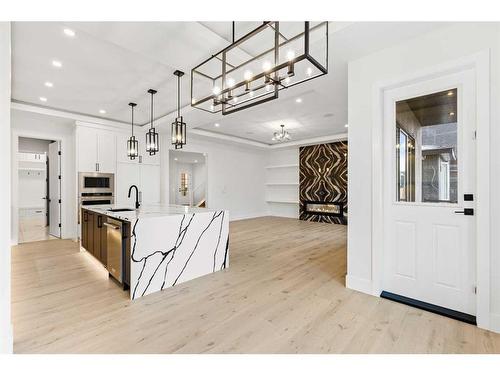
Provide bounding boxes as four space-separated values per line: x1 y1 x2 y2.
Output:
78 172 114 194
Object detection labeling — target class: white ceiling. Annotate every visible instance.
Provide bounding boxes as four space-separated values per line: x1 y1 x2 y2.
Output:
11 21 449 145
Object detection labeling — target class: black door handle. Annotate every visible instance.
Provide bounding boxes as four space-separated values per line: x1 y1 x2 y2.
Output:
455 208 474 216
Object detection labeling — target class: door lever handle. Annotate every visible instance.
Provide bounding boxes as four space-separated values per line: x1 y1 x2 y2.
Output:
455 208 474 216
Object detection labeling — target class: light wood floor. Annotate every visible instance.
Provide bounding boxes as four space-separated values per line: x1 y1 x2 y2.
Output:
11 217 500 353
19 215 57 243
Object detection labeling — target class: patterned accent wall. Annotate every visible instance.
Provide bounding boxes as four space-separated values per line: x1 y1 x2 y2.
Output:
299 141 348 224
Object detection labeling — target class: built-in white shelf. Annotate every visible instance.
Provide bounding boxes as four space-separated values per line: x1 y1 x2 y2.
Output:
265 182 299 186
266 200 299 204
265 164 299 169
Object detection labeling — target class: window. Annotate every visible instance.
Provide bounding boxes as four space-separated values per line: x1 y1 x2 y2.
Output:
395 88 458 203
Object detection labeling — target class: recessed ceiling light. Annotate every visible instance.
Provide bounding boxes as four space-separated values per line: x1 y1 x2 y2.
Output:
174 158 178 161
194 160 198 163
52 60 62 68
214 123 220 127
295 98 302 103
63 28 76 37
99 109 106 114
344 124 349 128
39 97 47 102
44 81 53 88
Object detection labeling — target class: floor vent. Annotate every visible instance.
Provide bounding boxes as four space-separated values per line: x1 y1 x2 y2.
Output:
380 291 477 325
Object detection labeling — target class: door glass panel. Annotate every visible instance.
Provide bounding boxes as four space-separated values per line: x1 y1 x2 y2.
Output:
395 88 458 203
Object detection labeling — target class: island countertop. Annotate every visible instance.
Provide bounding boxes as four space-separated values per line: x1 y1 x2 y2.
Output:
82 204 230 299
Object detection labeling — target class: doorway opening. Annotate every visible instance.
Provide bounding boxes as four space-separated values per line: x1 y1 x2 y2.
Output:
169 150 207 207
17 137 61 243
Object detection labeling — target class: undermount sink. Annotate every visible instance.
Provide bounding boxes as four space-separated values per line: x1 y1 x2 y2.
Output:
108 208 135 212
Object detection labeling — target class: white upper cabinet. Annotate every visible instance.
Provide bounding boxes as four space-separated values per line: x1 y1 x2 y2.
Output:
77 126 99 172
77 126 116 173
97 129 116 173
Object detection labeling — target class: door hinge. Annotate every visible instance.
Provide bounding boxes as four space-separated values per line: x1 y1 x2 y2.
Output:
474 130 477 140
474 286 477 294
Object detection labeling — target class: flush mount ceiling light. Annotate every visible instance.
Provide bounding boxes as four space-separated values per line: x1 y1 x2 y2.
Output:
171 70 187 150
272 124 291 142
127 102 139 160
145 88 159 155
52 60 62 68
44 81 53 88
63 28 76 37
39 97 47 102
191 21 328 116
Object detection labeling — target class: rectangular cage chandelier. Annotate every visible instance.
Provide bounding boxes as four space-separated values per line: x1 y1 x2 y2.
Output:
191 21 328 116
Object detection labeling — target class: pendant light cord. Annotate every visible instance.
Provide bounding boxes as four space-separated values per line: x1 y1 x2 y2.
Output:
150 92 154 129
177 74 180 118
131 105 134 136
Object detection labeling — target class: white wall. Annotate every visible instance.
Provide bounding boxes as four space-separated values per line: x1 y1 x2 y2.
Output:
18 137 51 153
11 111 77 242
0 22 12 353
162 134 268 220
347 23 500 331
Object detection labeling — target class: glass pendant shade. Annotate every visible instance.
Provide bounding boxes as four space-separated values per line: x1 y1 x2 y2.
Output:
171 116 187 149
127 102 139 160
171 70 187 149
273 124 291 142
191 21 328 115
146 89 159 155
146 127 159 155
127 135 139 159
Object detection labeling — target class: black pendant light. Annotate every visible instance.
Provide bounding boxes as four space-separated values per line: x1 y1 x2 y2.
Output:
127 102 139 160
146 88 159 155
171 70 187 150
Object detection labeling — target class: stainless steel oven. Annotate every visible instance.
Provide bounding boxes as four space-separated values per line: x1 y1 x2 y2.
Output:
78 172 114 224
79 172 114 194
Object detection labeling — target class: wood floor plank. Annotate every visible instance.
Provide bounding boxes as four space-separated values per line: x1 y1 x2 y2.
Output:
11 217 500 353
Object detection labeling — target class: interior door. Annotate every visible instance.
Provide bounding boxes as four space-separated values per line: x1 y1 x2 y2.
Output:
382 70 476 315
48 141 61 238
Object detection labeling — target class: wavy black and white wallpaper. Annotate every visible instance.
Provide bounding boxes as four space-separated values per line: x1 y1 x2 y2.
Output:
130 210 229 299
299 141 348 224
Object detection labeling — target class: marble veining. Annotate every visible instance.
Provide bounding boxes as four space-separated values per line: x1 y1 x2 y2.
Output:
130 210 229 299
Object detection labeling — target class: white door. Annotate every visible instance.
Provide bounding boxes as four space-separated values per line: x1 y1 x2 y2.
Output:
116 163 140 207
48 141 61 238
382 70 476 315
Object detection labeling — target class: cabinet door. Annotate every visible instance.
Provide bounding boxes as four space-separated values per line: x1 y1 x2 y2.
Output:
81 209 88 249
93 214 103 263
97 129 116 173
77 127 98 172
140 164 161 204
87 212 95 256
116 163 140 207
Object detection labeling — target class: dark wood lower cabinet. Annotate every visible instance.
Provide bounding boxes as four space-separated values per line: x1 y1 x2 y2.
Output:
81 208 107 267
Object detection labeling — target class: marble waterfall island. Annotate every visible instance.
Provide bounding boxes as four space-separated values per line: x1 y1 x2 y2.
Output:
130 209 229 299
86 205 229 300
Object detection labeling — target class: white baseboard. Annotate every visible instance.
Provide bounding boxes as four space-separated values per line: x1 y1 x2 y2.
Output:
489 313 500 333
230 212 268 221
0 324 13 354
346 274 376 296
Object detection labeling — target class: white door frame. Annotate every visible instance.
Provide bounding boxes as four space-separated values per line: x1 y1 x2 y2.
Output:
11 130 67 245
371 50 490 330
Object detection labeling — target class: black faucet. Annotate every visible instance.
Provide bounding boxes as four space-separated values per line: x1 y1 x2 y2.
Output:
128 185 140 209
